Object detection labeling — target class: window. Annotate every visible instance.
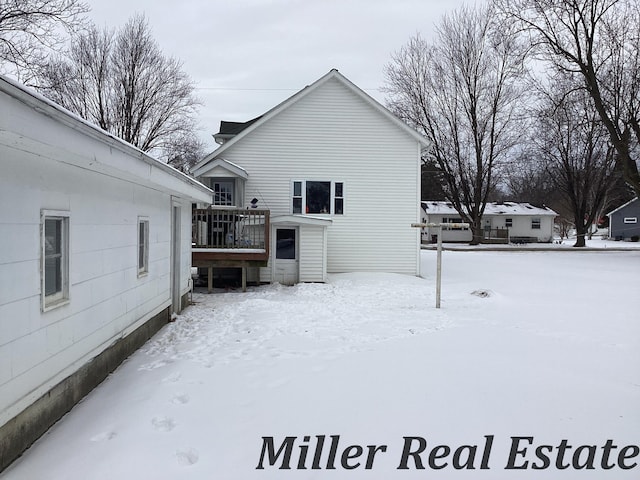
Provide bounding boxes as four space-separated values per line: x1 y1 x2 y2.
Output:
505 218 513 228
291 180 344 215
276 228 296 259
334 182 344 215
442 217 468 230
623 217 638 224
292 181 303 214
138 218 149 276
212 180 234 206
42 210 69 310
531 218 541 230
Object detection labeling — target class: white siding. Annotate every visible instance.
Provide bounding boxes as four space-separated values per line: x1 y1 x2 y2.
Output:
299 225 327 282
0 100 200 429
217 77 421 276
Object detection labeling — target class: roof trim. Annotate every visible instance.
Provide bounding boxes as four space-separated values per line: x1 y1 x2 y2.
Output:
606 197 638 216
271 215 333 226
192 157 249 179
0 74 211 201
191 69 428 172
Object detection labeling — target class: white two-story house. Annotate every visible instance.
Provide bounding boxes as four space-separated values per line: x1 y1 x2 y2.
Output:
190 69 428 286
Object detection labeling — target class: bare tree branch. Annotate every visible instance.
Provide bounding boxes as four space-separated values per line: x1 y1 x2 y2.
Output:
35 14 202 162
494 0 640 195
384 4 528 244
0 0 88 80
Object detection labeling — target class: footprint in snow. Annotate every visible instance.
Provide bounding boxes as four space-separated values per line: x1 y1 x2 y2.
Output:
171 393 190 405
162 372 182 383
151 416 176 432
90 431 117 442
176 448 199 466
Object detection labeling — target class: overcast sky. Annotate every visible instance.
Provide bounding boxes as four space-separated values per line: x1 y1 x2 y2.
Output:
85 0 470 151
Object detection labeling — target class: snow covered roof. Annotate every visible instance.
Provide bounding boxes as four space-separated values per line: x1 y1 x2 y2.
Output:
421 201 557 217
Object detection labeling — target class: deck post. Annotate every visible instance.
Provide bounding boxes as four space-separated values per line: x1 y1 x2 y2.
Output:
241 267 247 292
208 266 213 293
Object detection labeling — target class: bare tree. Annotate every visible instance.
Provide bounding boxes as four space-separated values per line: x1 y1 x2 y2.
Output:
0 0 88 80
36 14 202 162
494 0 640 196
384 4 527 243
535 75 620 247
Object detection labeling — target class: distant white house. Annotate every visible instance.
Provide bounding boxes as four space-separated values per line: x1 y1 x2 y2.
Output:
420 201 557 243
0 75 211 471
607 197 640 240
190 69 428 285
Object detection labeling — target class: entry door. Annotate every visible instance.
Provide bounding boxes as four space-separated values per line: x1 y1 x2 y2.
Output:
274 227 299 285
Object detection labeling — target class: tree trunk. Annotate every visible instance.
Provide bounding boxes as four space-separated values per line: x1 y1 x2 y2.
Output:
470 220 483 245
574 225 587 247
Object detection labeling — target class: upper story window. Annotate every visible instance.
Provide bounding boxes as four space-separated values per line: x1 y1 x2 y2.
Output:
42 210 70 311
212 180 234 206
292 180 344 215
623 217 638 224
531 218 541 229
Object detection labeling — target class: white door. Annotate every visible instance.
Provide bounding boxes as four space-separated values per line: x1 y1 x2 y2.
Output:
273 227 299 285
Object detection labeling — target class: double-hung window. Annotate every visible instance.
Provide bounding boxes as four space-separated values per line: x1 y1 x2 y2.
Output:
138 217 149 276
531 218 541 230
42 210 70 311
292 180 344 215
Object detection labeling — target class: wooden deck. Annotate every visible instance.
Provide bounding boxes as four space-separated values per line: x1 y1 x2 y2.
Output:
192 207 270 291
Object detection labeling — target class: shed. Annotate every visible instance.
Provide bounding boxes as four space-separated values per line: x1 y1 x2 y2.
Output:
607 197 640 240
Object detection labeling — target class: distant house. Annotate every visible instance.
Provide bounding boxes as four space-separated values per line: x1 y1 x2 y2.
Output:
0 75 211 471
190 69 427 286
607 197 640 240
420 201 557 243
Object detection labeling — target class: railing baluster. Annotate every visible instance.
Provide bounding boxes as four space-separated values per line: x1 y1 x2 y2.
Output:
192 207 270 250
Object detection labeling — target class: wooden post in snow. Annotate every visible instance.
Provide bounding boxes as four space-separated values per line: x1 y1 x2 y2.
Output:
412 222 470 308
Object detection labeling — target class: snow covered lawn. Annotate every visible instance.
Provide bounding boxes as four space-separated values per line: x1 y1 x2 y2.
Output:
3 249 639 479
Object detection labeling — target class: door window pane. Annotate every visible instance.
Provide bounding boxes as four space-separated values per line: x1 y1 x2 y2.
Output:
276 229 296 259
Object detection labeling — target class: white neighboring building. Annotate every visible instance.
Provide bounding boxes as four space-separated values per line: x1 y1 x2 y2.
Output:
420 201 557 243
0 75 211 471
191 69 427 284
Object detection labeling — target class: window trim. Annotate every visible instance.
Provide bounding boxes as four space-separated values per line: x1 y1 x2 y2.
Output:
442 217 468 231
41 210 70 312
531 218 541 230
291 180 345 215
138 217 150 277
623 217 638 224
505 218 513 228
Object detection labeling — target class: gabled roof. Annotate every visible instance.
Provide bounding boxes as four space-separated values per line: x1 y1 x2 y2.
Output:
191 69 428 174
606 197 638 216
195 158 249 179
421 201 557 216
213 116 263 144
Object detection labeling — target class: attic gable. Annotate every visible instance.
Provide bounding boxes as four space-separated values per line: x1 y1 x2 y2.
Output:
191 69 427 173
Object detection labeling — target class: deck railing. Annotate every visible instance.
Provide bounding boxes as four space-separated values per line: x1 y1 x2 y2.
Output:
192 207 270 250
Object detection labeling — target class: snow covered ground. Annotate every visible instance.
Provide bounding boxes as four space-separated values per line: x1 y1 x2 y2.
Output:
3 248 639 479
